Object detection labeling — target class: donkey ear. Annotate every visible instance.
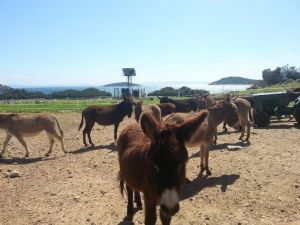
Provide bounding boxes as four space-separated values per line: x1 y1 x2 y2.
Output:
176 110 209 143
140 112 159 143
157 96 161 100
225 94 231 103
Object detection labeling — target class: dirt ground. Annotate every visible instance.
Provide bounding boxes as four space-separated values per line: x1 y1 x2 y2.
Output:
0 112 299 225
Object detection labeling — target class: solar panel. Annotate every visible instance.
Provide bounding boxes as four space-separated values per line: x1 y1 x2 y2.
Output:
122 68 136 76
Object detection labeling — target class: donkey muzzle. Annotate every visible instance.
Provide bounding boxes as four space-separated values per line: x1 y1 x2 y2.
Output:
160 188 180 217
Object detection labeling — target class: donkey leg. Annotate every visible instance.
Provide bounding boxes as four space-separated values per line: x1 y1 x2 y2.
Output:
15 134 30 157
47 130 66 154
245 122 251 142
0 134 12 158
144 198 157 225
199 144 205 177
239 124 245 141
45 134 55 157
86 121 95 146
223 122 228 132
205 145 212 176
160 209 172 225
114 123 119 141
134 191 143 210
82 127 88 147
126 185 134 220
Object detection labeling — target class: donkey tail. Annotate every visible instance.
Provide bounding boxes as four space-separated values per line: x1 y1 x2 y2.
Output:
53 116 64 137
118 171 125 197
78 110 85 131
249 109 253 121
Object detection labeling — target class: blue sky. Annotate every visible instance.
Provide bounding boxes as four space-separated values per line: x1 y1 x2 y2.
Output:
0 0 299 86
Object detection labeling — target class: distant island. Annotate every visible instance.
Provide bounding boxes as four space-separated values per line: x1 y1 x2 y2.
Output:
103 82 141 87
209 76 261 85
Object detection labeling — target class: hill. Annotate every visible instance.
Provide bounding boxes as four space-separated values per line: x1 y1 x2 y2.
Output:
0 84 13 94
209 76 260 85
103 82 141 87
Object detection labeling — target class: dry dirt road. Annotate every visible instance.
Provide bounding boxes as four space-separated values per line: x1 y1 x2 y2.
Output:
0 112 299 225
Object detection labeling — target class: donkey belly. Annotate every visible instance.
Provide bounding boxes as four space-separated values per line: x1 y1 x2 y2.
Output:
96 117 118 126
21 130 43 137
120 152 148 193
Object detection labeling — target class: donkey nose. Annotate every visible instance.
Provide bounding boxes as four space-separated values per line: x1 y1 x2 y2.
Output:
160 203 180 217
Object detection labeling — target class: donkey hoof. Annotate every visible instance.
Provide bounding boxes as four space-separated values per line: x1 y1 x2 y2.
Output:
125 214 133 221
206 170 212 176
185 178 191 184
136 203 143 210
199 171 204 178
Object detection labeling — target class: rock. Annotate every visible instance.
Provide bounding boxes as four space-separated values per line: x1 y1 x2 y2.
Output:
73 196 80 202
4 170 22 178
9 170 22 178
4 172 10 177
227 145 243 150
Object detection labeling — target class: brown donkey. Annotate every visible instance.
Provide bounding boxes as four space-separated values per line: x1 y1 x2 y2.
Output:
0 113 65 158
117 111 208 225
78 96 133 146
134 100 162 122
164 96 239 177
157 103 176 117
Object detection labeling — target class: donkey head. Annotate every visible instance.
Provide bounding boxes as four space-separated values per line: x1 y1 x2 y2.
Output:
133 100 143 122
121 96 134 118
158 96 171 104
140 110 208 218
223 94 239 127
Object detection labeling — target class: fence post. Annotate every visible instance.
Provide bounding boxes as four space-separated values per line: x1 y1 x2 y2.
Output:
77 98 79 111
54 99 56 112
21 99 23 112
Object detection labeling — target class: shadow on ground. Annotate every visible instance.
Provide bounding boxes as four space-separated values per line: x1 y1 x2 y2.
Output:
189 141 250 159
181 174 240 201
70 142 116 154
0 156 57 165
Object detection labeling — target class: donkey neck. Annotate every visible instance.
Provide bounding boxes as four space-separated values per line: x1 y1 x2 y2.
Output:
114 101 129 118
208 106 226 126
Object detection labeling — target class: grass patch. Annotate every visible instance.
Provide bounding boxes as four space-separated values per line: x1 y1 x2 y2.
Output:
237 80 300 95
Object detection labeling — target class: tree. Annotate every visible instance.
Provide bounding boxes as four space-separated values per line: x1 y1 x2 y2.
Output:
262 67 283 85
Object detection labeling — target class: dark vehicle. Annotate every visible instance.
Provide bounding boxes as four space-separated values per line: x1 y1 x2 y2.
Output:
252 92 294 127
294 96 300 125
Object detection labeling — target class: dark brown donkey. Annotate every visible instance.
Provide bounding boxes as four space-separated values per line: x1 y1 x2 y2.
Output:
78 97 133 146
117 111 209 225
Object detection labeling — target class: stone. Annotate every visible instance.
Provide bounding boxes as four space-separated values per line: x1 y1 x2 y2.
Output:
73 196 80 202
227 145 243 150
9 170 22 178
